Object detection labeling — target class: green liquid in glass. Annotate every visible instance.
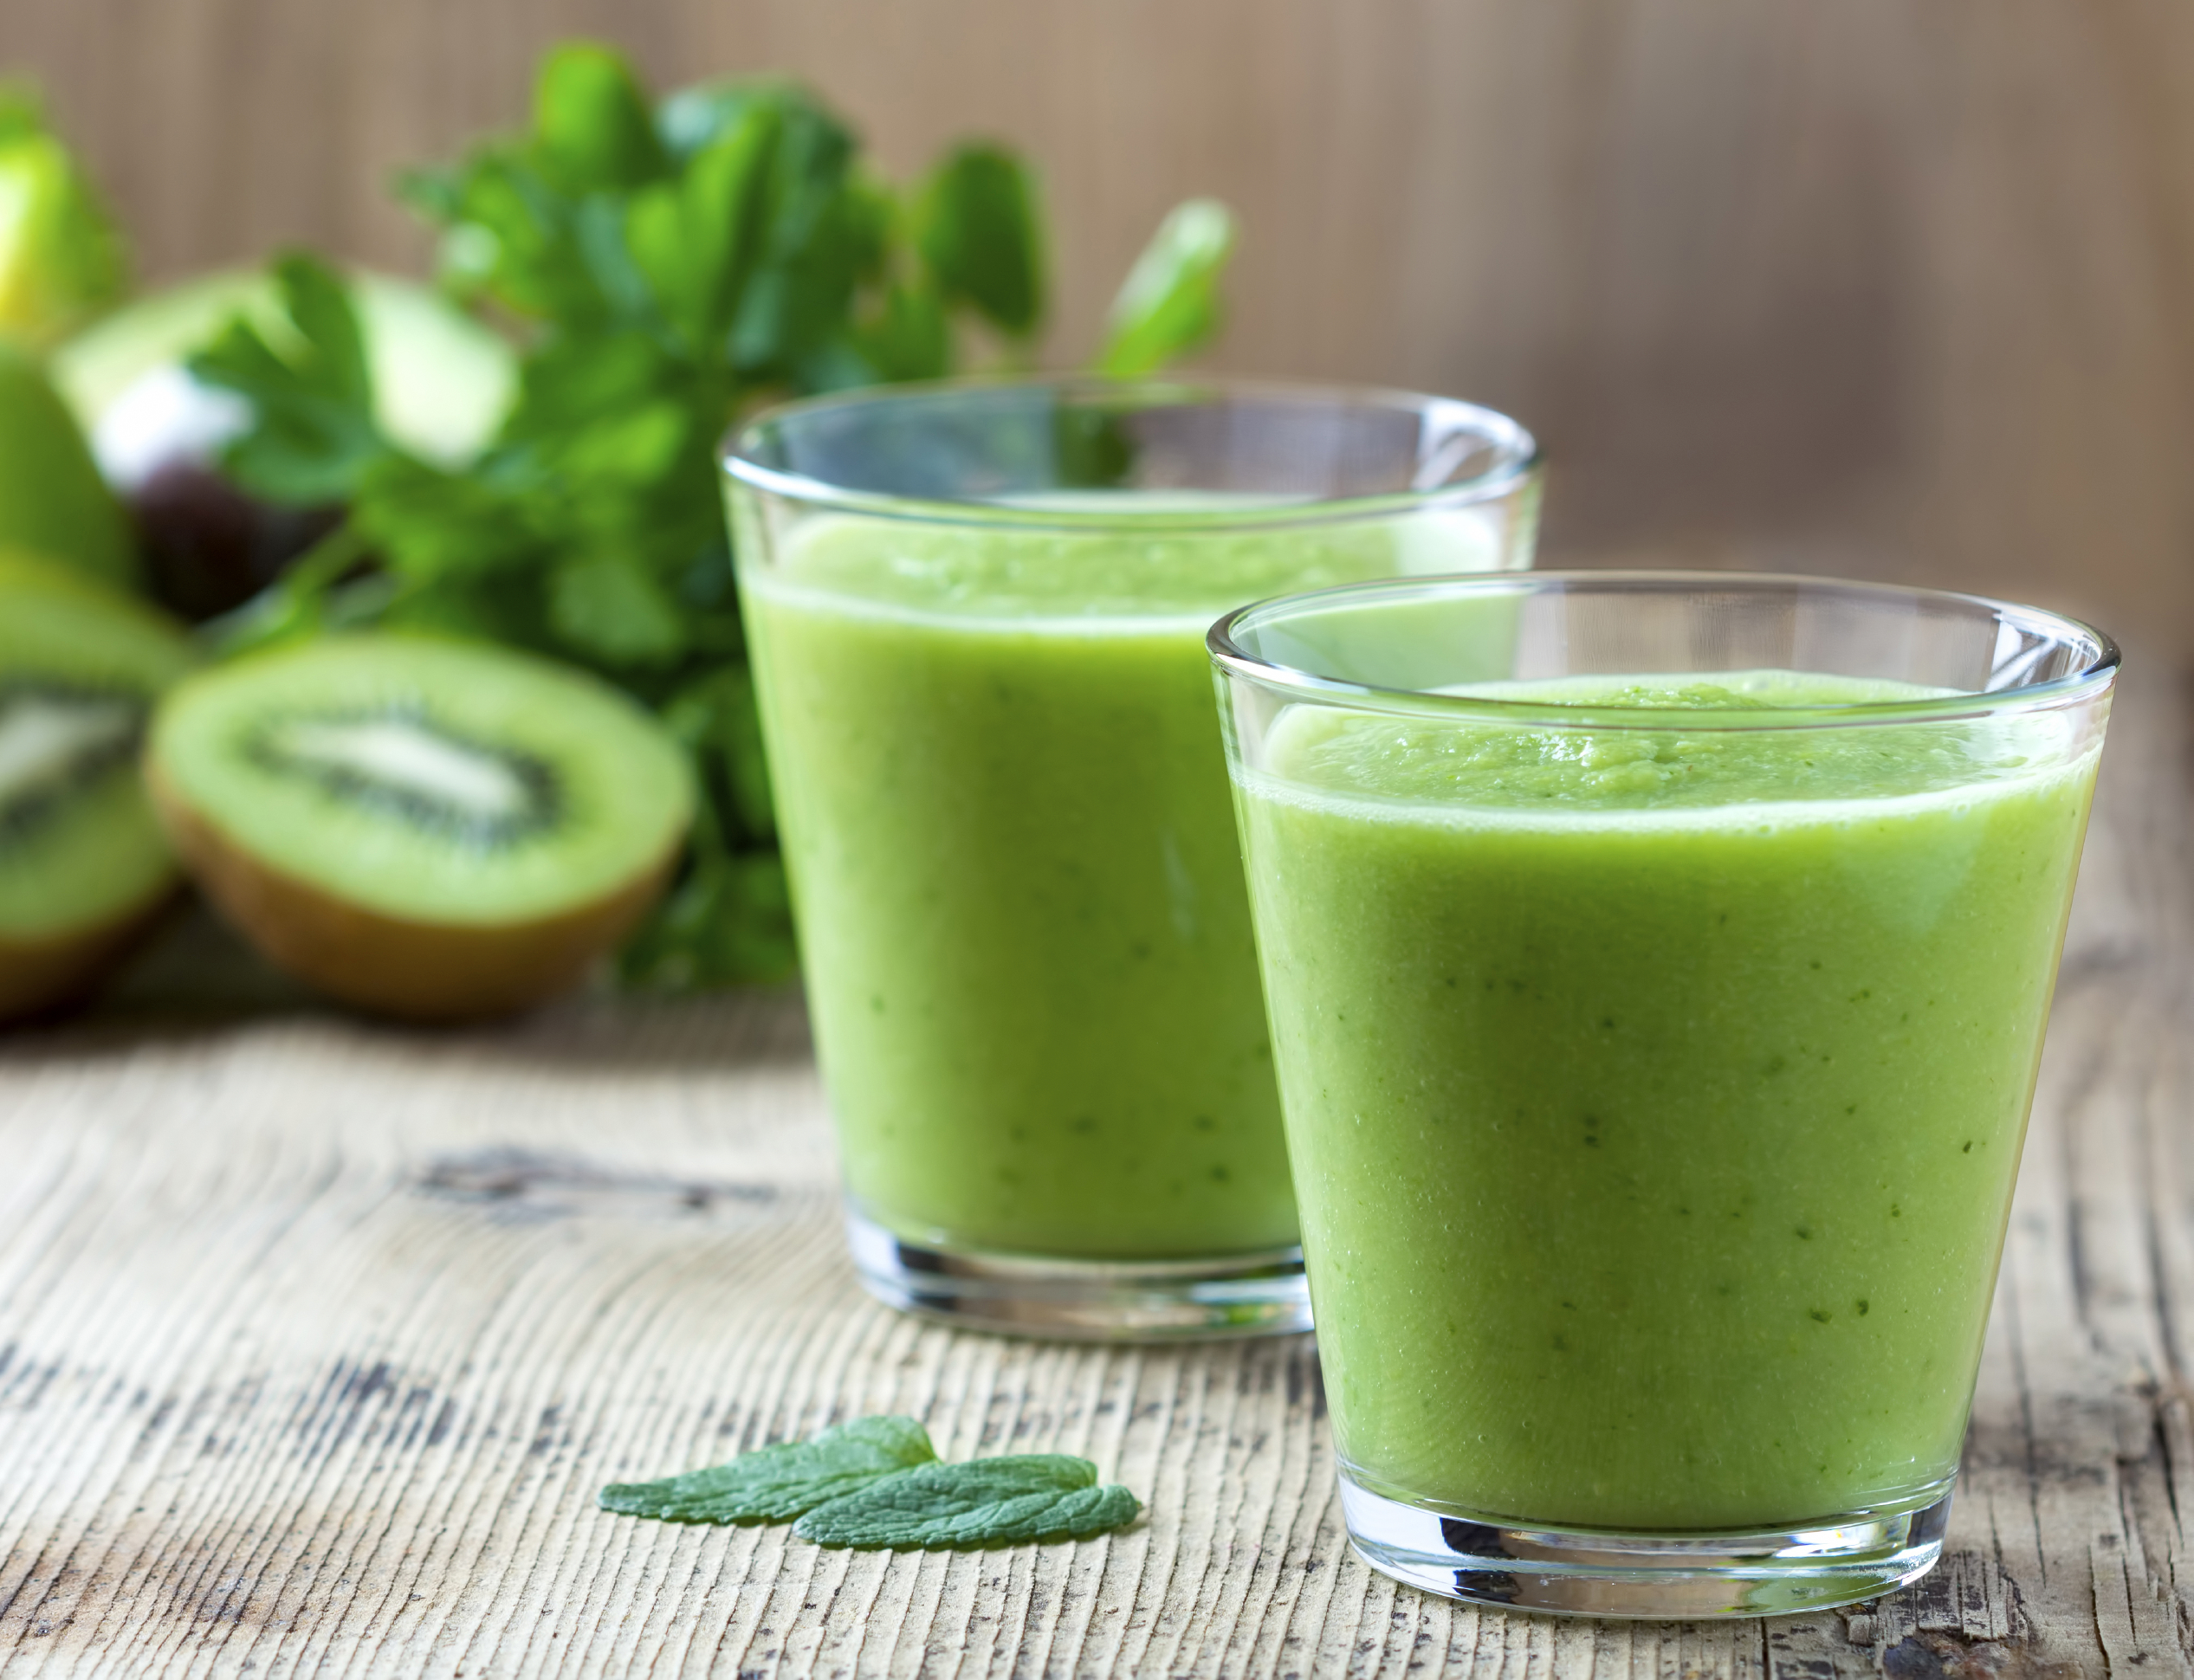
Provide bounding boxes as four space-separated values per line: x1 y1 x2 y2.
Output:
744 511 1508 1258
1237 671 2098 1528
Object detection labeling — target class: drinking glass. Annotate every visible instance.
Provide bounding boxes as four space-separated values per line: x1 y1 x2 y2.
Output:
1210 572 2115 1611
723 378 1539 1338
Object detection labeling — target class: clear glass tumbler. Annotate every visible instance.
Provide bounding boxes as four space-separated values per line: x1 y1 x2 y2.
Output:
723 378 1540 1339
1210 572 2116 1612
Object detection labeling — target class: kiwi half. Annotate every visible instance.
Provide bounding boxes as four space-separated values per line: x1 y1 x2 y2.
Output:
0 550 197 1019
146 635 695 1021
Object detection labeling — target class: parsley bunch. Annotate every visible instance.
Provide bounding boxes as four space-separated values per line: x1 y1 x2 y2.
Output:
190 41 1237 990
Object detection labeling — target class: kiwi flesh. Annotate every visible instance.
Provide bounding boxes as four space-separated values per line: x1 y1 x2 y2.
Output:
0 550 197 1020
146 635 694 1021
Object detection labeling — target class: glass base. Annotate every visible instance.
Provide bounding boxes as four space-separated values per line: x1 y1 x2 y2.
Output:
844 1204 1312 1341
1339 1468 1952 1619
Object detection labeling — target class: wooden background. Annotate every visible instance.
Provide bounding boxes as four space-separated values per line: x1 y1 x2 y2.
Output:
2 0 2190 653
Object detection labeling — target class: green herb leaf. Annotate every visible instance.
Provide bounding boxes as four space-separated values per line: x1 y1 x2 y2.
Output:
188 252 389 505
351 455 544 582
534 42 670 194
599 1414 937 1523
618 835 797 990
1094 198 1237 378
626 105 780 350
660 665 775 840
415 147 604 326
792 1454 1142 1550
845 279 952 384
918 144 1045 341
548 552 685 665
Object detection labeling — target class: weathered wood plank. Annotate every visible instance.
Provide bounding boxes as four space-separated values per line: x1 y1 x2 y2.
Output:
0 665 2190 1677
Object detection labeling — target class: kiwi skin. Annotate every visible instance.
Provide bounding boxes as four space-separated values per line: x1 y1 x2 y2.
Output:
146 756 680 1024
0 890 178 1023
0 551 196 1023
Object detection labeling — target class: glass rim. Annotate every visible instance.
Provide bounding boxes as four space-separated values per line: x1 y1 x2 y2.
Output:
1208 570 2121 733
721 373 1542 533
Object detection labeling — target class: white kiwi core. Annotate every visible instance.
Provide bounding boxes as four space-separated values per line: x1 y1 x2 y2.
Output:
0 692 139 813
265 716 534 824
152 637 695 925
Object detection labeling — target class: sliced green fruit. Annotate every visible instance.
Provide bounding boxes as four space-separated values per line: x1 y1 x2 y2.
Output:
0 549 196 1019
0 341 138 588
146 634 695 1020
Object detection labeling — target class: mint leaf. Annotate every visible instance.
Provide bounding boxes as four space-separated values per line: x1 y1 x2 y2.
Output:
599 1415 936 1524
1094 198 1237 378
792 1454 1142 1549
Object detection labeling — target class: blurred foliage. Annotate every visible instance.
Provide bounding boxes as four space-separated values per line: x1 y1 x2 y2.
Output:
187 41 1238 991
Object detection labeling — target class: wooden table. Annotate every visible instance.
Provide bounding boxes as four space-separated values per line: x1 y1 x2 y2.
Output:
3 669 2190 1679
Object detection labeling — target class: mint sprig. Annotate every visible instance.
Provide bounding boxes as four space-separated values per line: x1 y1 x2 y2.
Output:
600 1417 1141 1550
599 1414 936 1522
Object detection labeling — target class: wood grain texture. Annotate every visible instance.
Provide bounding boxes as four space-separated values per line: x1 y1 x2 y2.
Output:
3 2 2191 649
0 658 2189 1677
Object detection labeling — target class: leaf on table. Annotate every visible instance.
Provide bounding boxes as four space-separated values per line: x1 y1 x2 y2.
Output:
792 1454 1142 1549
918 143 1045 341
1093 197 1237 378
599 1414 938 1524
188 251 389 505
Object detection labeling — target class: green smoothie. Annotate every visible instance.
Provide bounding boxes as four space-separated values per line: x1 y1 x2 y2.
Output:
1235 671 2100 1529
741 508 1513 1258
